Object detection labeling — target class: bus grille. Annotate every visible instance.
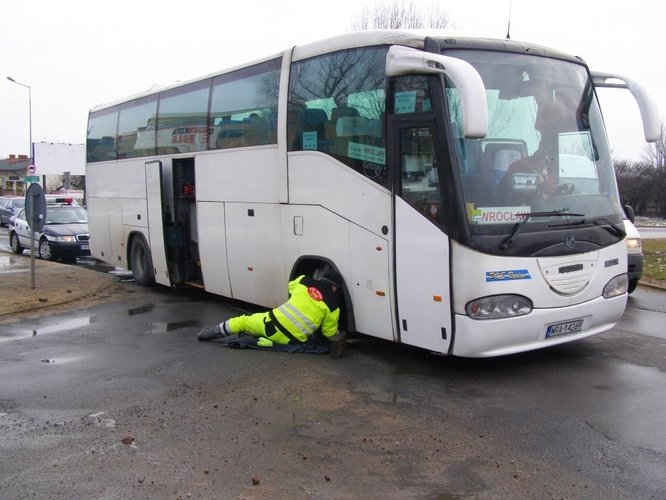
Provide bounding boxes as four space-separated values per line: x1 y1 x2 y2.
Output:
539 258 596 295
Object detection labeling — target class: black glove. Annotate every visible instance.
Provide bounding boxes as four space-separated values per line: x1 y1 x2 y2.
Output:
328 331 347 359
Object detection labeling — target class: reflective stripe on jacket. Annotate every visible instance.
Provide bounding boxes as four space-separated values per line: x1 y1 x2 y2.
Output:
272 275 340 342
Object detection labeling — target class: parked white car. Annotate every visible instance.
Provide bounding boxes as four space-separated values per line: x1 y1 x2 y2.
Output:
8 201 91 262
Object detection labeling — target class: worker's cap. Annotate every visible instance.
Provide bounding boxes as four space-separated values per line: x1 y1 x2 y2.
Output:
314 264 342 290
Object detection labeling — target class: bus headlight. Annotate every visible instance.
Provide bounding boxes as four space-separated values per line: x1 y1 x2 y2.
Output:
466 295 532 320
603 274 628 298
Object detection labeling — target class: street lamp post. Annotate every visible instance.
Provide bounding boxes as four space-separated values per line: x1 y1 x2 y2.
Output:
6 76 33 160
7 76 36 289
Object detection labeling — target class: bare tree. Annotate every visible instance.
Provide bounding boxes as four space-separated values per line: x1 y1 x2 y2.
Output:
642 122 666 171
615 159 655 213
641 122 666 216
348 1 457 31
617 122 666 217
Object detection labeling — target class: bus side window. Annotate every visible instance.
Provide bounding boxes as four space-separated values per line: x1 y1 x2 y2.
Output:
288 46 389 188
87 109 118 163
117 96 157 159
209 59 281 150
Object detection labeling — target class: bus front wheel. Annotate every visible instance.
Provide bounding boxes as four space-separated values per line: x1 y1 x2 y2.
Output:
130 236 155 286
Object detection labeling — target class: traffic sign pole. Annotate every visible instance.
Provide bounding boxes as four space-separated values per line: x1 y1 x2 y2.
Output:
29 225 35 289
25 183 46 290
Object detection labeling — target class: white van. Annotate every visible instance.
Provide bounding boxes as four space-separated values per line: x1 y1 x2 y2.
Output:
624 218 643 294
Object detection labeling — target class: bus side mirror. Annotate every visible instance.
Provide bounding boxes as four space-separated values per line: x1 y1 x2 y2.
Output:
624 204 636 223
386 46 488 139
591 71 662 143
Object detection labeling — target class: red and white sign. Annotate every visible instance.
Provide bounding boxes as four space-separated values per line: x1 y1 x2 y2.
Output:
307 287 323 301
27 164 36 173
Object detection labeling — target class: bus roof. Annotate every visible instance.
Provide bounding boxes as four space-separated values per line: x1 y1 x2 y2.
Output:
89 29 585 114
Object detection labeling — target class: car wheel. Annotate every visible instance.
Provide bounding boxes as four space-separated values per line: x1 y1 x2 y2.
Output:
10 232 23 254
130 235 155 286
38 237 55 261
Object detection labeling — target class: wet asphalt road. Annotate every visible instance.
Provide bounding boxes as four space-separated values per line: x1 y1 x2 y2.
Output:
1 278 665 498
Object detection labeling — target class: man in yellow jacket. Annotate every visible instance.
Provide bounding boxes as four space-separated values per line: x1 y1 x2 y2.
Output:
197 265 346 357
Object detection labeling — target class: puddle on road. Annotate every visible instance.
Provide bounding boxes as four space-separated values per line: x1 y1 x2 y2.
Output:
0 304 156 342
0 255 29 274
0 255 21 267
40 357 82 365
144 320 199 334
2 302 200 341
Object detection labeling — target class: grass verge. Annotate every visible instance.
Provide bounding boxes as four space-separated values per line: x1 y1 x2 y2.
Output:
642 239 666 282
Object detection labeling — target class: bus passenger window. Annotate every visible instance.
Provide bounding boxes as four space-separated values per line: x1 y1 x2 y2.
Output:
156 79 210 154
288 46 389 188
117 96 158 159
87 109 118 163
209 59 280 150
399 127 442 225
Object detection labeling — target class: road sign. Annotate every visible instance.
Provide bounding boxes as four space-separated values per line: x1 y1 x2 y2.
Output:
24 175 40 183
27 164 36 173
24 183 46 290
25 183 46 232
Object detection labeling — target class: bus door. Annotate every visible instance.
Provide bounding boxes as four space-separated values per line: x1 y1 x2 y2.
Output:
145 160 170 286
169 158 202 286
390 119 452 354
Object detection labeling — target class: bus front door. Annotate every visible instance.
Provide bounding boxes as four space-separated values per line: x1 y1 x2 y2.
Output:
145 160 170 286
392 121 452 354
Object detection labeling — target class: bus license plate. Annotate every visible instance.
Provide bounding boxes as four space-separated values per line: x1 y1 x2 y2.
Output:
546 319 583 338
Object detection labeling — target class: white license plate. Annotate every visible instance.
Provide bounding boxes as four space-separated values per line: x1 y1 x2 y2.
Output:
81 244 90 250
546 319 583 338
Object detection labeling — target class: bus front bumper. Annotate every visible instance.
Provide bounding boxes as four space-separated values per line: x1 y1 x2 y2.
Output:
451 294 627 358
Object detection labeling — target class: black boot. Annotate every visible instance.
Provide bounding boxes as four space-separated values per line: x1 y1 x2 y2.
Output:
197 325 224 341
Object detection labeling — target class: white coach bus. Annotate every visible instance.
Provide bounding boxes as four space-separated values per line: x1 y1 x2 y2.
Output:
86 31 660 357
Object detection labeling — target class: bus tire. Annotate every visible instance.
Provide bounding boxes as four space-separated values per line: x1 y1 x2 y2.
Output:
290 256 356 334
130 235 155 286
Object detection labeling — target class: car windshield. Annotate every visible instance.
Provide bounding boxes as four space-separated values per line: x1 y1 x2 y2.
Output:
445 50 623 242
2 198 24 209
45 206 88 224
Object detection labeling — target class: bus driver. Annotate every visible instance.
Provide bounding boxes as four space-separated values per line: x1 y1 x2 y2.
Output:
498 96 575 204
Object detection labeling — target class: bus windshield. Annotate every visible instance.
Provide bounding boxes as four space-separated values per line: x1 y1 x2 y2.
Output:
446 50 623 241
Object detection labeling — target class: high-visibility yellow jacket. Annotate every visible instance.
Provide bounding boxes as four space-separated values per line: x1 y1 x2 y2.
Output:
272 275 340 342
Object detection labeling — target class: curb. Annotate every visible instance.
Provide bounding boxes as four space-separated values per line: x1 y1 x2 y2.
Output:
638 277 666 291
0 252 121 319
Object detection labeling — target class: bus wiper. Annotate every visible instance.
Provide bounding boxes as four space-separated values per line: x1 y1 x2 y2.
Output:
604 218 626 237
499 210 584 251
549 216 625 237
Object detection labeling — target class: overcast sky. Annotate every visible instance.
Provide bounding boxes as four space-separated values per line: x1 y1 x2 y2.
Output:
2 0 663 162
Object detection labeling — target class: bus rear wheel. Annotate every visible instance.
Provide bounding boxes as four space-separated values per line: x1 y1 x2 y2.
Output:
130 236 155 286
